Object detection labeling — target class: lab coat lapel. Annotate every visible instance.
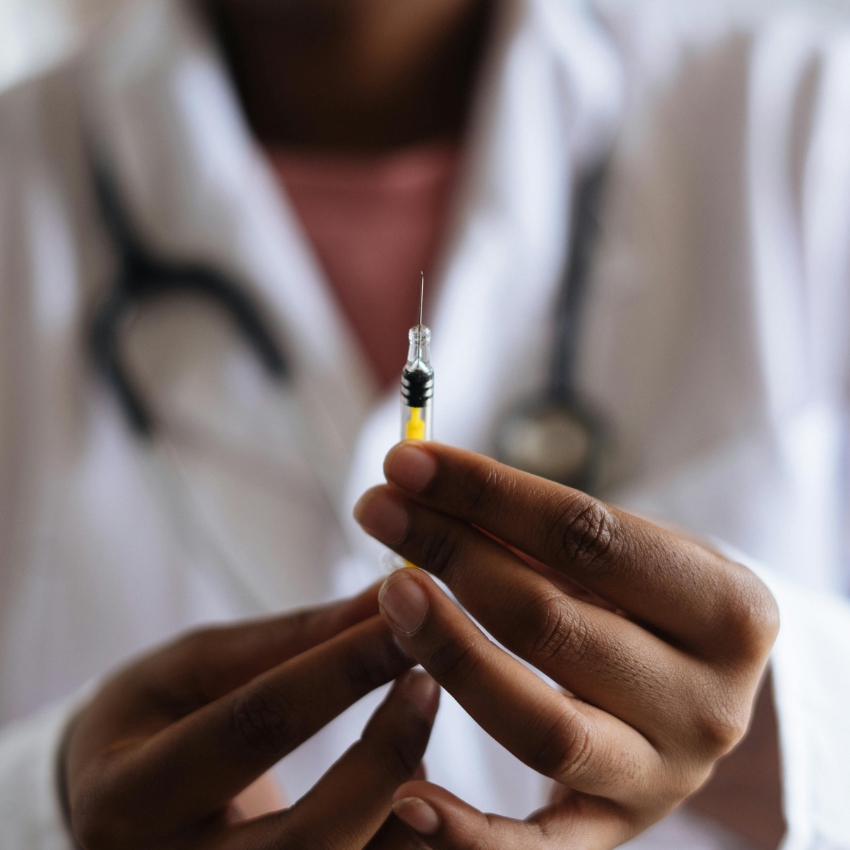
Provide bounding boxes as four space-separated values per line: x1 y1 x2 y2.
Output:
80 0 377 610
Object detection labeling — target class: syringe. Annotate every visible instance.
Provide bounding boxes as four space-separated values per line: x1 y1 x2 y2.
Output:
401 273 434 441
385 274 433 572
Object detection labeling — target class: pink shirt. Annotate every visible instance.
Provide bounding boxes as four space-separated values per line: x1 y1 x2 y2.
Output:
267 143 460 388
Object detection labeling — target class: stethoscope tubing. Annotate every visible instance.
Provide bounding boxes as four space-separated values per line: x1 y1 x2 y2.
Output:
88 140 612 512
86 148 357 612
88 153 288 438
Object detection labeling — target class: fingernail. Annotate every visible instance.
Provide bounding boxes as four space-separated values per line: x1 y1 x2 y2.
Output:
379 572 429 634
392 797 441 835
386 444 438 493
407 673 440 722
353 491 408 544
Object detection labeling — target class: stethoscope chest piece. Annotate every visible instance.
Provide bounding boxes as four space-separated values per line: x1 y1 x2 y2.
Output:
494 157 613 495
495 396 608 494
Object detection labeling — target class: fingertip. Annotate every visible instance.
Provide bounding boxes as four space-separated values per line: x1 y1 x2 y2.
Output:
393 779 437 803
352 486 383 523
354 488 409 545
393 781 479 819
392 796 441 836
384 442 439 493
393 782 494 846
379 570 431 634
392 782 460 838
406 671 440 723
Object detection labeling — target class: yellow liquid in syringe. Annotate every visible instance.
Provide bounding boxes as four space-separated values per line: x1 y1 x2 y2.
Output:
405 408 426 440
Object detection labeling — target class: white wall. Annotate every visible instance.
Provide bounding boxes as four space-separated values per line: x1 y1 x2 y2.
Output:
2 0 850 92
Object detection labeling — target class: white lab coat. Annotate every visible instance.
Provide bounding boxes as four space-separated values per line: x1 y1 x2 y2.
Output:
1 0 850 847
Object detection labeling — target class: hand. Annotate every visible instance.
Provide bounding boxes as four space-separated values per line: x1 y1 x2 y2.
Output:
62 584 440 849
354 442 779 849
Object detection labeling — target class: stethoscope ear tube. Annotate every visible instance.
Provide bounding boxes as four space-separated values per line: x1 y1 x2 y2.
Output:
90 285 154 437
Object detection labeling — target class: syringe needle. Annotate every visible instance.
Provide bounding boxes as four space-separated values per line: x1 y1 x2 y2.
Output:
419 271 424 327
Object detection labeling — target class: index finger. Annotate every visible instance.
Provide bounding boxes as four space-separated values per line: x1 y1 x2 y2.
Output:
86 616 413 838
71 584 385 762
142 582 385 706
214 671 440 850
382 442 771 650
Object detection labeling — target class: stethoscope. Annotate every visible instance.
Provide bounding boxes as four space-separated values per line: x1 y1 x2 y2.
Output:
88 154 289 438
87 152 338 616
495 160 611 494
88 150 611 500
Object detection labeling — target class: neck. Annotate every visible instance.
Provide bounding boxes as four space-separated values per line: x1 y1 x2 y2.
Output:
205 0 493 152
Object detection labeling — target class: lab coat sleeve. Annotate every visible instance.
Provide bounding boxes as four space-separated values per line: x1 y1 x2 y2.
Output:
762 24 850 850
691 20 850 848
0 695 84 850
719 548 850 850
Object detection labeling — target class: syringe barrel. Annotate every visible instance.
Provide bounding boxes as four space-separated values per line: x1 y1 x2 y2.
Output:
401 325 434 440
389 316 434 572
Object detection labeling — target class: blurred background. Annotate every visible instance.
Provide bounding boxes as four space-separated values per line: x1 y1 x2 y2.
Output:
2 0 850 95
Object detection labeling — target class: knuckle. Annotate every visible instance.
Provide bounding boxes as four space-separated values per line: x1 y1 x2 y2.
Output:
544 493 622 576
518 593 592 665
533 707 595 783
694 697 750 755
427 635 480 687
462 460 514 515
736 576 781 660
419 523 467 581
714 566 781 663
366 734 422 781
230 680 302 757
343 640 407 695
